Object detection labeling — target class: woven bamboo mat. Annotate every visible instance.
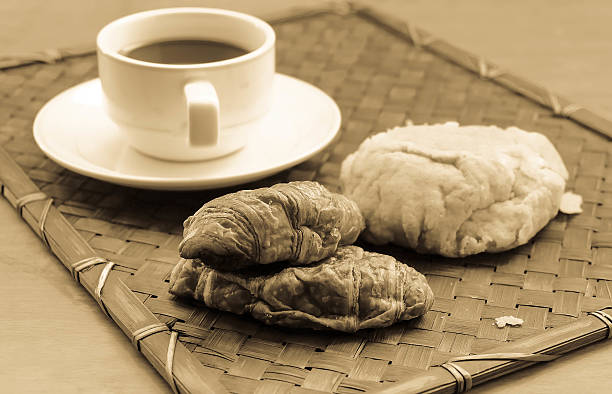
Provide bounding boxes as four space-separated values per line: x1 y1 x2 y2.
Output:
3 5 612 393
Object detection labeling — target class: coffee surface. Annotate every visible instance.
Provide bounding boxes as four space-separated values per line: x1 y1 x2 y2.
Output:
121 39 248 64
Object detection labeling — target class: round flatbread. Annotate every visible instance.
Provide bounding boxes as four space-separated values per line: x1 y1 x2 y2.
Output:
340 122 568 257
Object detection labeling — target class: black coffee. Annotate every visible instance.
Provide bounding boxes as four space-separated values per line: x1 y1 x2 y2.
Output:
121 39 248 64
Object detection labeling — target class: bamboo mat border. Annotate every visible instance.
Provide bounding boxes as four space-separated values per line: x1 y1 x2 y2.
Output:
0 146 227 394
1 2 612 393
378 307 612 393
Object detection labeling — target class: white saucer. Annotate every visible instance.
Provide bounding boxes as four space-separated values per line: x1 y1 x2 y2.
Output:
33 74 341 190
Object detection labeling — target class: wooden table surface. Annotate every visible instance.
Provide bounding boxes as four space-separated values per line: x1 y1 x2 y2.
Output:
2 1 612 393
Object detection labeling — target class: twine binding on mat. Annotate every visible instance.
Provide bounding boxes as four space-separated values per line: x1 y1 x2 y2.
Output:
132 323 169 351
15 191 47 214
547 89 583 117
438 352 560 393
13 192 54 248
38 198 53 248
70 256 115 317
166 331 179 394
476 57 504 80
445 352 560 363
94 262 115 318
440 362 472 393
70 256 109 281
589 310 612 339
130 324 178 392
402 22 437 48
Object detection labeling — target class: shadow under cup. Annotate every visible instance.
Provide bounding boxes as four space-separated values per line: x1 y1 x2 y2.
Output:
96 8 276 162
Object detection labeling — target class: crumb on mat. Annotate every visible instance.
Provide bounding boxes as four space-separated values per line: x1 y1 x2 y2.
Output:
560 191 583 214
494 315 524 328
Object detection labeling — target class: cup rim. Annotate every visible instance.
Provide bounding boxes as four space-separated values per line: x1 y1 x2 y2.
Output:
96 7 275 69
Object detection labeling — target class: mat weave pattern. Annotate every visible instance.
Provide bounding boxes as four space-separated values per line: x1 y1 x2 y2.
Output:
2 9 612 393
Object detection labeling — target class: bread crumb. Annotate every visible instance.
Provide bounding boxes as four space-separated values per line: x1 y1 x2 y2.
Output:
494 316 524 328
560 191 583 214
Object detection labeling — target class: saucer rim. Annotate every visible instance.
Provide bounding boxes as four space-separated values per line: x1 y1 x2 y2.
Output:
33 74 341 190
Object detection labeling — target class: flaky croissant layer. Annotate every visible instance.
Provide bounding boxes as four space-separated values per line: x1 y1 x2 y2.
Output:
169 246 434 332
179 181 365 271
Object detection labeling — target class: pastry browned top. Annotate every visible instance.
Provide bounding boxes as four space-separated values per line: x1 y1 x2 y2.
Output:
179 181 365 271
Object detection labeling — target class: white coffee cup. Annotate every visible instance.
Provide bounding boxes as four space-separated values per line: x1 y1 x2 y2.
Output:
96 8 275 161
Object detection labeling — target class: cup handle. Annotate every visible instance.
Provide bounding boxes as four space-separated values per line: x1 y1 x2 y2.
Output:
184 81 219 146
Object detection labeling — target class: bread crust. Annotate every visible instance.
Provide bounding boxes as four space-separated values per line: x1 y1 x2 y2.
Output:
340 123 568 257
169 246 433 332
179 181 365 270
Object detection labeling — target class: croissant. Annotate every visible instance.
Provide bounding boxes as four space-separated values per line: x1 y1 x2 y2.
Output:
169 246 433 332
179 181 365 271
